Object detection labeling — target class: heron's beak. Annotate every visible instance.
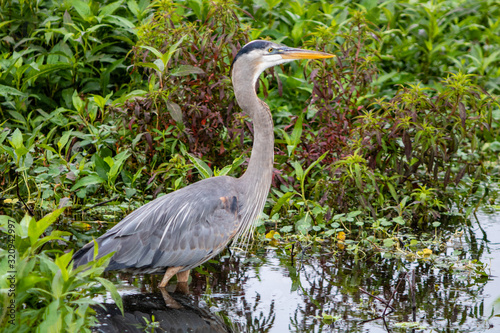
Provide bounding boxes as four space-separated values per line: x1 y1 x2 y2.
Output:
280 48 335 60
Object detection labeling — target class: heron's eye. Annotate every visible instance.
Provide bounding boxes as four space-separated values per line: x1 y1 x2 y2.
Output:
268 48 274 53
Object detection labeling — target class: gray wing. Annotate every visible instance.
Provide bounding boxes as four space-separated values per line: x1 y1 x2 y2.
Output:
73 176 242 272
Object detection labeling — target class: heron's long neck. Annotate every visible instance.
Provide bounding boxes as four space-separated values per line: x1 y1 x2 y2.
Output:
236 91 274 185
240 99 274 187
232 67 274 232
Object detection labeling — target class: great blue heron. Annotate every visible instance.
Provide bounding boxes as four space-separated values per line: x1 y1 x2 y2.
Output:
72 40 334 288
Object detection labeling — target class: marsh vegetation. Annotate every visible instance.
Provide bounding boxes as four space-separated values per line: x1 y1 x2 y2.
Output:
1 0 499 331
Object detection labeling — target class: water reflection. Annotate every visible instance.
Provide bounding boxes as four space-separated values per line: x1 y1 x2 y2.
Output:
95 213 500 332
93 291 232 333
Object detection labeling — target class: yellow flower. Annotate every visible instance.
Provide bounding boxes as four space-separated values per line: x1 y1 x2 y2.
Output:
265 230 280 246
422 248 433 256
265 230 279 239
337 231 346 250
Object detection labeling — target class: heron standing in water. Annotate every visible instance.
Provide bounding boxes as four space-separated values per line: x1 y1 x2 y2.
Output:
73 40 334 288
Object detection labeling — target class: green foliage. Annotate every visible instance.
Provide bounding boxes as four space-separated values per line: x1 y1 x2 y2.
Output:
122 0 250 165
0 0 498 282
264 9 498 238
1 0 498 331
0 0 145 114
0 210 122 332
240 0 500 95
374 0 500 93
321 72 496 226
0 0 498 328
0 0 150 209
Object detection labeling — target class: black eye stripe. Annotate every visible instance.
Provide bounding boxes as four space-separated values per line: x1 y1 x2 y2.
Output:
231 41 280 74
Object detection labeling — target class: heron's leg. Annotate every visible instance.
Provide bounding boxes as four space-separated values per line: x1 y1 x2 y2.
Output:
175 269 190 294
176 269 190 283
159 266 182 288
176 282 189 294
159 288 183 309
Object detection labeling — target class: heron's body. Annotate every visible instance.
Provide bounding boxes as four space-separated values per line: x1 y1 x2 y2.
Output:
72 40 333 287
73 174 265 275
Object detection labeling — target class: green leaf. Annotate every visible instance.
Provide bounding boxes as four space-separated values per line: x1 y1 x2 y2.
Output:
99 0 124 17
92 94 108 110
383 238 394 247
28 208 66 246
86 24 111 34
38 300 63 332
23 63 72 87
270 191 294 218
163 35 187 65
96 277 124 315
292 161 304 181
107 151 131 182
55 252 73 281
58 130 73 152
135 61 162 73
72 91 84 112
303 151 327 181
104 156 114 168
171 65 205 76
187 0 203 19
10 128 24 149
153 58 165 72
70 175 105 191
213 157 244 177
214 165 232 176
31 231 71 254
387 182 398 201
166 100 184 124
8 110 27 125
324 229 336 237
127 0 140 16
72 0 92 20
187 154 213 179
0 20 13 29
0 84 28 98
18 214 32 239
347 210 362 218
0 128 9 145
15 147 29 162
354 163 362 188
300 151 327 194
295 214 312 234
392 216 405 225
290 114 303 146
107 14 135 30
94 155 110 181
360 0 377 10
280 129 291 145
139 45 164 60
93 238 99 261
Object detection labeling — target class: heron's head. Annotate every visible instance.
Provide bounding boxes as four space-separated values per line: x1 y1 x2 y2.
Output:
231 40 334 86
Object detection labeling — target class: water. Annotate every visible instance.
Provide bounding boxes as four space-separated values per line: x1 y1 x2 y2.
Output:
473 212 500 328
94 211 500 332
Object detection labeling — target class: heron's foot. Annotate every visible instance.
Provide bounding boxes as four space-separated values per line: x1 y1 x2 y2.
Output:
159 266 183 288
159 287 183 309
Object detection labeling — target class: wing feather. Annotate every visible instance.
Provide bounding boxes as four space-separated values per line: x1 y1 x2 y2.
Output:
73 176 242 273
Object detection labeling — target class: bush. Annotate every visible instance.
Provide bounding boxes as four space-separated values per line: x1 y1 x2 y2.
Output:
0 209 122 332
123 0 250 166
